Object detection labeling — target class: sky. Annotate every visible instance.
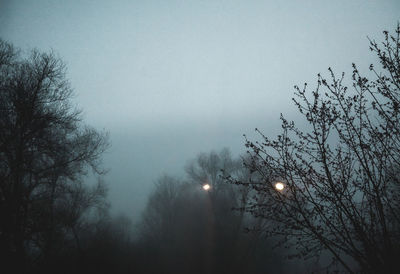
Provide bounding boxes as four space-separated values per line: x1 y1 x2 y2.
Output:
1 0 399 221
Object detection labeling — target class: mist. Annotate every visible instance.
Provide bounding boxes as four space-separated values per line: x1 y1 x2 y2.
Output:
1 0 400 273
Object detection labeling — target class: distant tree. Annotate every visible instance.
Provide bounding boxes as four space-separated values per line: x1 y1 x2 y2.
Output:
0 39 109 271
138 175 187 245
185 148 237 190
185 149 252 228
73 213 135 274
138 150 282 274
137 175 208 273
231 25 400 273
185 149 250 258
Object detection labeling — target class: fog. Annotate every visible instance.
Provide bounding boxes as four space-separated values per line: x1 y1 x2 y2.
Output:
1 0 400 273
2 0 397 220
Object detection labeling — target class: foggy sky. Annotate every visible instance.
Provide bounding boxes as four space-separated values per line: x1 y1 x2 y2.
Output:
1 0 399 220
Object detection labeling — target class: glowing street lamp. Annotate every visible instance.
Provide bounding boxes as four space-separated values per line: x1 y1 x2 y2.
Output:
274 182 285 191
202 184 211 191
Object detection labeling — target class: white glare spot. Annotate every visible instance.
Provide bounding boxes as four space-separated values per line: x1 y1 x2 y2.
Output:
203 184 211 191
275 182 284 191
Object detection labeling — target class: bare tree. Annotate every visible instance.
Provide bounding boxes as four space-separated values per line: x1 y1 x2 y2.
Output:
231 25 400 273
185 148 248 214
138 150 282 273
0 39 109 271
185 148 238 189
138 175 187 244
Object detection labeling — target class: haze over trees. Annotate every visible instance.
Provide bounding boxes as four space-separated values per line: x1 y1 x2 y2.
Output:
2 22 400 274
230 24 400 273
137 149 283 274
0 40 283 274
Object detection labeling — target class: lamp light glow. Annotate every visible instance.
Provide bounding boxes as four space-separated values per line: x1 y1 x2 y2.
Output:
203 184 211 191
275 182 284 191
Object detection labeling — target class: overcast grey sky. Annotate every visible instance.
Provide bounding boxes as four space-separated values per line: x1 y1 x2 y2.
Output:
1 0 399 220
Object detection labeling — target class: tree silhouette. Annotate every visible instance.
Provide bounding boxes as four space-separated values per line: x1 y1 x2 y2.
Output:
0 39 109 272
230 25 400 273
138 150 283 274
